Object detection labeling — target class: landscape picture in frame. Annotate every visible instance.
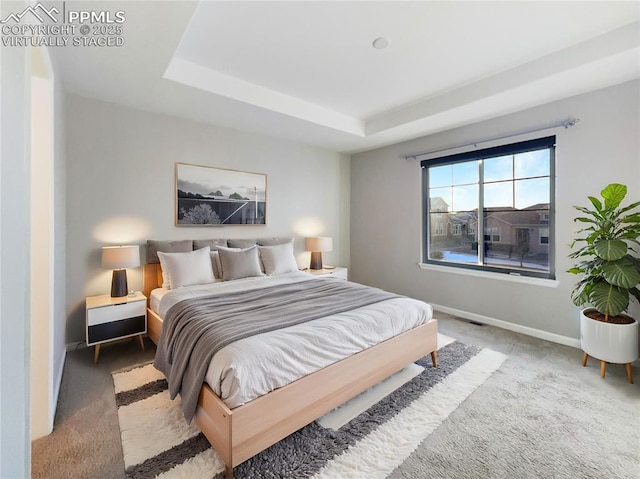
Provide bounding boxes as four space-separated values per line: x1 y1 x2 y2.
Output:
175 163 267 226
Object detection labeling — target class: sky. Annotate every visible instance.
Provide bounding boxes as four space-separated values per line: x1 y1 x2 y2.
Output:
429 149 550 211
177 163 266 201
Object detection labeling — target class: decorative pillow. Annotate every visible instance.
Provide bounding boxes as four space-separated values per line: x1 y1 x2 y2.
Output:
209 249 238 279
147 240 193 264
218 246 264 281
157 246 215 289
194 239 228 251
227 239 258 249
258 241 299 275
210 251 221 279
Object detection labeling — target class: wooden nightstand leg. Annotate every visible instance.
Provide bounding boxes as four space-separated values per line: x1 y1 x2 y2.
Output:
94 344 100 364
582 352 588 367
625 363 633 384
600 360 607 378
138 335 145 352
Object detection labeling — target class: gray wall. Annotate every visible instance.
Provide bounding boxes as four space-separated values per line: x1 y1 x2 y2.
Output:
66 95 350 344
0 0 31 473
351 80 640 341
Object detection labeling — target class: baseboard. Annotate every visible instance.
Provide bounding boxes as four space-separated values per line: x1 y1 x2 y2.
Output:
66 341 86 352
51 349 66 431
430 303 581 349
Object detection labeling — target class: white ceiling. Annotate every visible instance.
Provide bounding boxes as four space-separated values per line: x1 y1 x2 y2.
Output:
52 1 640 153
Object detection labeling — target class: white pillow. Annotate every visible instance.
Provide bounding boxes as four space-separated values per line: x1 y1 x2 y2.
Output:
218 246 264 281
258 241 299 275
157 246 215 289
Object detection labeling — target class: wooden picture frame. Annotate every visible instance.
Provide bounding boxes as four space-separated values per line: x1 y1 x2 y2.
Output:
175 163 267 226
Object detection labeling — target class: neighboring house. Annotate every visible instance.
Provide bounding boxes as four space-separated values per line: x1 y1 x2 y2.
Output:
484 203 550 256
429 198 550 259
429 197 449 236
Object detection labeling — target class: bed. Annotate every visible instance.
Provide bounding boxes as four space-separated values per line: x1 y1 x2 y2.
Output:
143 239 438 478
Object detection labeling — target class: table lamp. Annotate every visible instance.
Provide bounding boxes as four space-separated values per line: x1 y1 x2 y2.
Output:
305 236 333 270
102 245 140 297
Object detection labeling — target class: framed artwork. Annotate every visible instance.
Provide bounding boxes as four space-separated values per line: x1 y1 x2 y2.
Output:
175 163 267 226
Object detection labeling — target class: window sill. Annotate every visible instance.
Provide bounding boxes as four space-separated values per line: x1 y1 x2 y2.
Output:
418 262 559 288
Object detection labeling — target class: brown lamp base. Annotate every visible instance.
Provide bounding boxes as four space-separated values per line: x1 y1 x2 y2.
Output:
111 269 128 297
309 251 324 270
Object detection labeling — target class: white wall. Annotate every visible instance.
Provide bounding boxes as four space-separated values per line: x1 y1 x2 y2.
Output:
351 80 640 342
0 0 31 473
65 95 350 344
30 54 54 439
29 44 66 440
52 46 67 424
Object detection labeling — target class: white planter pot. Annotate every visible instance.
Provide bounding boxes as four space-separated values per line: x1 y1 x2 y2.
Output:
580 308 639 364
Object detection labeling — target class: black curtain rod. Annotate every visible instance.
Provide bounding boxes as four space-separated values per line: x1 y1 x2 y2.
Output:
403 117 580 161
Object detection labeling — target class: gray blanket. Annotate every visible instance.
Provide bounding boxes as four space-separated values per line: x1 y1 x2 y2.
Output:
154 278 399 422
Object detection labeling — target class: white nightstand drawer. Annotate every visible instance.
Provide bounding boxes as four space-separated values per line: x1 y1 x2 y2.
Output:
87 300 146 327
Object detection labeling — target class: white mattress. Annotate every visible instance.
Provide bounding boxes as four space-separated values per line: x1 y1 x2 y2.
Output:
156 272 433 409
150 287 168 315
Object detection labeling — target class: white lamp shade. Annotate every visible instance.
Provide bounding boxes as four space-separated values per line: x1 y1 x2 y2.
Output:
305 236 333 252
102 245 140 270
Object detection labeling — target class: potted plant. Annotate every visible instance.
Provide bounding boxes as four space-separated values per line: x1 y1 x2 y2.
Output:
568 183 640 383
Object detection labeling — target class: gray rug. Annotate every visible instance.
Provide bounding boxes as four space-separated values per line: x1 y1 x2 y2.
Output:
113 339 506 478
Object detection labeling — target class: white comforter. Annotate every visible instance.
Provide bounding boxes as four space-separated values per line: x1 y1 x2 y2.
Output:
154 272 433 409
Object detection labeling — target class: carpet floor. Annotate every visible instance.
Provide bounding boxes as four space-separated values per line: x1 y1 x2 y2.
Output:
32 315 640 479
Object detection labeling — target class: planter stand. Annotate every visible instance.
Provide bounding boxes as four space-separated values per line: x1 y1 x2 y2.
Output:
582 352 634 384
580 308 638 384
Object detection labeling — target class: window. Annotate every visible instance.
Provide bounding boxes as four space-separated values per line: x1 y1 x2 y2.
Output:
484 227 501 242
539 228 549 245
422 136 555 279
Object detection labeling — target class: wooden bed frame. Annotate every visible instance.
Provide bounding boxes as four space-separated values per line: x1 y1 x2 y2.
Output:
143 263 438 478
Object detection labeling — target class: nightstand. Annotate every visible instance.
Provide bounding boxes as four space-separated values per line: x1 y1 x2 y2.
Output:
86 292 147 364
306 267 348 280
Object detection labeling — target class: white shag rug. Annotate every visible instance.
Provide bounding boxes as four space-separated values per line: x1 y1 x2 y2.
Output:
113 334 506 478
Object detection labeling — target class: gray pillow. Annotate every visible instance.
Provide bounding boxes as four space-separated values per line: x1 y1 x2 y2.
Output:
257 237 293 246
194 239 228 251
210 248 238 278
227 239 258 249
147 240 193 264
218 246 264 281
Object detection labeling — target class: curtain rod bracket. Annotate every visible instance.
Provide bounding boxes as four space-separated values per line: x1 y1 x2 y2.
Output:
563 118 580 129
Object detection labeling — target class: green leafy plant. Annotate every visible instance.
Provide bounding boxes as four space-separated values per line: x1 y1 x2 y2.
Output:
568 183 640 321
